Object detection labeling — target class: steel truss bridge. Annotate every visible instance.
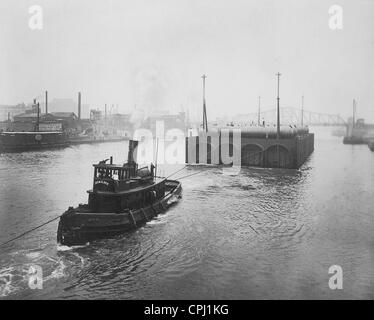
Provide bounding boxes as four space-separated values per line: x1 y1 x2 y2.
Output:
233 107 347 127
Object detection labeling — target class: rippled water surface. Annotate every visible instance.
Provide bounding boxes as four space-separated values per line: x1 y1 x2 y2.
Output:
1 127 374 299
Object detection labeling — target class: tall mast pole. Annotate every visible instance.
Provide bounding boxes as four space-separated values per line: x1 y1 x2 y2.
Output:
202 74 208 132
258 96 261 126
105 103 107 130
276 73 281 139
276 72 281 168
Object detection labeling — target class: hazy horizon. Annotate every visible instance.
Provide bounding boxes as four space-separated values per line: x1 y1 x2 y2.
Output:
1 0 373 122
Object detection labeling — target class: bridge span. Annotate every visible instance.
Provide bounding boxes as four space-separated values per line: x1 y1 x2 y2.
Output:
231 107 346 127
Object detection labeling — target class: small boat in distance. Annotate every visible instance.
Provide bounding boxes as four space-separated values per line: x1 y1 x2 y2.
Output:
57 140 182 246
368 140 374 152
331 128 346 137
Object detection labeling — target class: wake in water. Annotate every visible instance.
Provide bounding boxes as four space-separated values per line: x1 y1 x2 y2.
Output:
56 244 89 252
167 194 180 205
0 267 14 297
0 246 88 298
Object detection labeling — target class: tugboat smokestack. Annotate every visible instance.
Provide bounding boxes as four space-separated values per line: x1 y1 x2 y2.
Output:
127 140 138 164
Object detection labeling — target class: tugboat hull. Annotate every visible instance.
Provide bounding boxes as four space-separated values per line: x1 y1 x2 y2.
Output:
57 180 182 246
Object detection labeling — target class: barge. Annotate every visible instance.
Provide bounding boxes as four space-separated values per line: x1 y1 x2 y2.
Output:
0 101 68 152
185 126 314 169
57 140 182 246
0 131 68 152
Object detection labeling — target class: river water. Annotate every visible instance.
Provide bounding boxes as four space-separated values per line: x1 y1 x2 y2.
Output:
0 127 373 299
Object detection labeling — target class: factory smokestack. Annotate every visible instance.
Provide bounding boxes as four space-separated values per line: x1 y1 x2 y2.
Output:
78 92 81 120
45 91 48 115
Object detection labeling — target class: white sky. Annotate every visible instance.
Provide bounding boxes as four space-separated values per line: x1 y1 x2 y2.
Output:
0 0 373 121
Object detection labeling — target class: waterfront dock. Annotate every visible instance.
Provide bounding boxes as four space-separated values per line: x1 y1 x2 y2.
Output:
68 135 129 145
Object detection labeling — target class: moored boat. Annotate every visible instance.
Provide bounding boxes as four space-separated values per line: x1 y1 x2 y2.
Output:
0 131 68 152
368 140 374 152
57 140 182 246
0 101 68 152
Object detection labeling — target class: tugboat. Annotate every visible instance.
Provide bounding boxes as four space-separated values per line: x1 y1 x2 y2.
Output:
57 140 182 246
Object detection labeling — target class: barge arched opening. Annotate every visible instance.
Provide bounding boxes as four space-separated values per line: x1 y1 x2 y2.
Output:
265 145 292 168
241 144 264 167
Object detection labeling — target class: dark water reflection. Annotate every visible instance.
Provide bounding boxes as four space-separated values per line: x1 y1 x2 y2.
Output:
1 127 374 299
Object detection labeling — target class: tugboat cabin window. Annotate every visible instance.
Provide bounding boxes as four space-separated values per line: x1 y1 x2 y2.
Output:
94 167 131 181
